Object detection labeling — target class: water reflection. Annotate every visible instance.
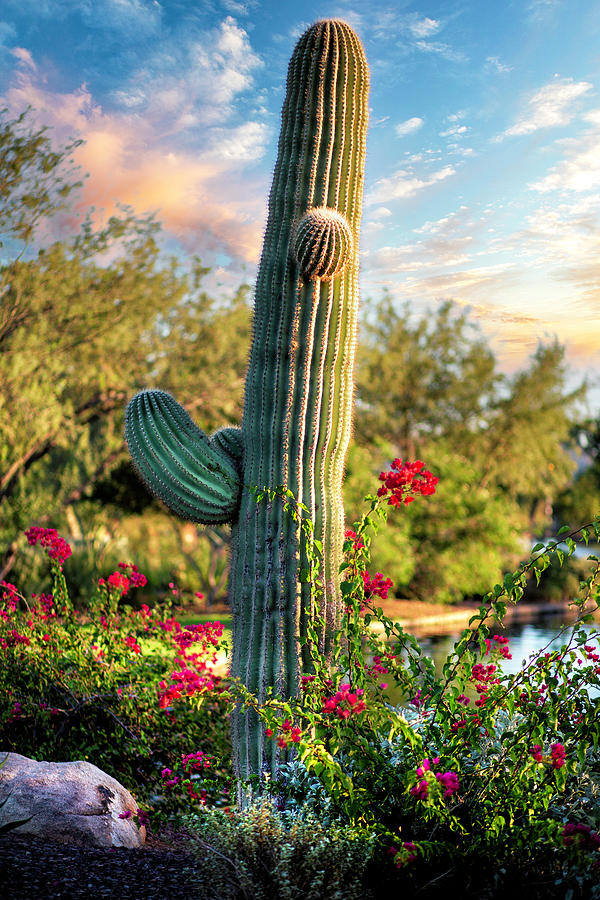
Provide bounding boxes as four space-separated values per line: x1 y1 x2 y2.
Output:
379 615 599 707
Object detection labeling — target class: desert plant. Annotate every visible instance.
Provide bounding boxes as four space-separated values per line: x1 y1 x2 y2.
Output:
125 19 370 791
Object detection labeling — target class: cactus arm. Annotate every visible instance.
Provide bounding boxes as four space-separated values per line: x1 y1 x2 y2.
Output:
125 390 242 525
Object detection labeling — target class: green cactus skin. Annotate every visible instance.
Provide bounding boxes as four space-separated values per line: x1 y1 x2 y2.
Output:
125 18 369 789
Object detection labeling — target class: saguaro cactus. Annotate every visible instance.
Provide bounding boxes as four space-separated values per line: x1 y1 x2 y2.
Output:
125 19 369 786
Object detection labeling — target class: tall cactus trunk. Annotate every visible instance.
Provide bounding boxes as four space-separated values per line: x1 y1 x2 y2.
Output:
125 19 369 795
231 20 368 781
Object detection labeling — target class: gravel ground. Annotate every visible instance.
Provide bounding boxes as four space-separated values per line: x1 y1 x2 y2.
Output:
0 831 203 899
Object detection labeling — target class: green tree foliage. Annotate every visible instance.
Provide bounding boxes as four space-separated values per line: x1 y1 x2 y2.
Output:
348 297 586 602
0 108 250 584
554 415 600 528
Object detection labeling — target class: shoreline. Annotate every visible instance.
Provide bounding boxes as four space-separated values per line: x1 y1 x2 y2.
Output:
383 599 597 637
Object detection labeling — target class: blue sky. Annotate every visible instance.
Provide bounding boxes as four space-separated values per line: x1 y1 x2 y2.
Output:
1 0 599 406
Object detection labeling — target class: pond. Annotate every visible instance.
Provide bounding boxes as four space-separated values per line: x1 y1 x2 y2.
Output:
380 611 600 706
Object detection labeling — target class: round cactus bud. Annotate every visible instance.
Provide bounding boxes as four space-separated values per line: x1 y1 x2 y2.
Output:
292 207 354 281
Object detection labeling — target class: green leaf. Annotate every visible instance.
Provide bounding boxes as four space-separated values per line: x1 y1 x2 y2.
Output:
532 542 544 552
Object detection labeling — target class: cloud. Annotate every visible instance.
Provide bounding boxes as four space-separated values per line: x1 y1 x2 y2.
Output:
10 46 36 70
2 58 269 264
207 120 270 162
364 261 519 308
408 16 441 38
440 124 468 138
490 194 600 318
0 21 17 44
529 115 600 192
500 77 593 138
221 0 259 14
367 164 456 204
485 56 513 74
369 206 477 273
105 16 263 130
1 0 66 16
395 116 423 138
370 207 392 219
414 40 466 63
79 0 162 36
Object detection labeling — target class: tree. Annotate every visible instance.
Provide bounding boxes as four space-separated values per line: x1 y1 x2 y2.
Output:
348 297 586 602
355 298 501 458
0 108 250 583
553 415 600 528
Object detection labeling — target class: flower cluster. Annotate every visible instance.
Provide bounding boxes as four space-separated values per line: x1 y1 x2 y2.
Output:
410 758 460 801
388 841 418 868
24 527 72 567
118 808 150 827
562 822 600 851
1 582 19 616
182 750 212 773
98 564 148 596
300 674 316 690
1 629 30 649
344 529 365 552
158 648 220 708
117 562 148 589
582 643 600 674
123 635 141 654
265 718 302 749
470 662 500 707
321 683 366 720
485 633 512 660
551 742 566 769
172 621 224 651
161 751 215 804
362 570 393 601
377 459 438 507
529 741 566 769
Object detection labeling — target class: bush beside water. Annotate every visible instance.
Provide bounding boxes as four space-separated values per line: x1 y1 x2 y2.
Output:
1 462 599 897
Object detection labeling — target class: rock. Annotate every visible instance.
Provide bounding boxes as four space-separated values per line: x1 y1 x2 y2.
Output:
0 752 145 848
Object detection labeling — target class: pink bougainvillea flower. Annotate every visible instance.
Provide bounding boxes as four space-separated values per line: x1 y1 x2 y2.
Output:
377 459 439 508
24 527 72 567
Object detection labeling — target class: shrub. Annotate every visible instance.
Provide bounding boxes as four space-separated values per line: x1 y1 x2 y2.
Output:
0 532 232 823
234 467 600 897
186 799 374 900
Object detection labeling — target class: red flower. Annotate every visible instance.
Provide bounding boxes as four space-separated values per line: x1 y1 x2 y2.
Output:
377 459 438 507
362 570 393 600
24 527 72 567
117 562 148 588
107 571 130 594
550 742 566 769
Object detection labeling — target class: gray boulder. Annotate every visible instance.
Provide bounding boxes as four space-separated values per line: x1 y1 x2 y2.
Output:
0 752 145 848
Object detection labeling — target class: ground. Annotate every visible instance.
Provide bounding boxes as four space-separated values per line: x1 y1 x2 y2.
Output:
0 830 201 899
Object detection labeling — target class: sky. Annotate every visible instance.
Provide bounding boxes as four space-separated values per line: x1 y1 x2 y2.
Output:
1 0 599 409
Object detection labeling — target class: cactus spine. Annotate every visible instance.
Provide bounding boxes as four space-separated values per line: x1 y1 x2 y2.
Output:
125 19 369 787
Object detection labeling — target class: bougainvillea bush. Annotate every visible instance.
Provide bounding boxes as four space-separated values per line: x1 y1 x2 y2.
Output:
0 531 232 821
2 465 599 898
225 463 600 898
